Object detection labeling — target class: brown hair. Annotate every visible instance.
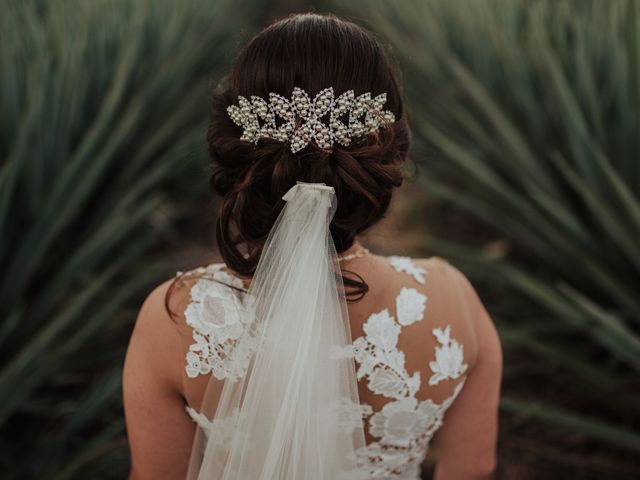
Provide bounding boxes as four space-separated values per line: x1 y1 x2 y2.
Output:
167 12 411 314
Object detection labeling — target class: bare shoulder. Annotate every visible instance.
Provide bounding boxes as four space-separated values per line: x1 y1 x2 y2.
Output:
122 274 204 478
414 256 481 300
419 258 502 369
413 255 501 357
410 255 469 289
138 277 181 324
413 255 452 271
123 274 193 396
133 275 194 340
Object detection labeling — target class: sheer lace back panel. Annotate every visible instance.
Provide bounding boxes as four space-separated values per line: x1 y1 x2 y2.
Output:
176 254 478 479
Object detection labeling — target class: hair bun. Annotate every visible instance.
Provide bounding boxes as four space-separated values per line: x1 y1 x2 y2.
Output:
206 13 411 282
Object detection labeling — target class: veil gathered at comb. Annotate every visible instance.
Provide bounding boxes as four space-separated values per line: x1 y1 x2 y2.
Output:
185 181 366 479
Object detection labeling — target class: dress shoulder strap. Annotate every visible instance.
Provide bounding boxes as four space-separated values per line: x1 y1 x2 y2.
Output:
181 262 255 381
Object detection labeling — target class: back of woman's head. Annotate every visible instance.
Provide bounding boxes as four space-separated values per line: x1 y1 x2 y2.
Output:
209 12 411 276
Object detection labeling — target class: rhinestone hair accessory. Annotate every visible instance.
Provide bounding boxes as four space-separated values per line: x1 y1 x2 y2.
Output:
226 86 396 154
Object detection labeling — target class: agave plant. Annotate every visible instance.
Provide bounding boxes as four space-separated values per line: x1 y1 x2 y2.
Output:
327 0 640 471
0 0 267 478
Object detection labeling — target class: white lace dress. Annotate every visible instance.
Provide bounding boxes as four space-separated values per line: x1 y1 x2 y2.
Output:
181 256 468 479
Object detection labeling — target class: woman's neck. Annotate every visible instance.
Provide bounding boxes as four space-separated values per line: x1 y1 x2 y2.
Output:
223 237 366 289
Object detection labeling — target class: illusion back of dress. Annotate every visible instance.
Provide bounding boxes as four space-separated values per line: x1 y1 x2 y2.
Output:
176 253 477 479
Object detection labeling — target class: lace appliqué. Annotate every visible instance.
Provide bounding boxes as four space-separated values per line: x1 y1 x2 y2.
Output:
396 287 427 326
388 256 427 284
335 259 466 479
183 263 257 382
185 405 215 440
429 326 468 386
335 398 374 433
185 405 248 465
343 323 465 477
183 257 467 480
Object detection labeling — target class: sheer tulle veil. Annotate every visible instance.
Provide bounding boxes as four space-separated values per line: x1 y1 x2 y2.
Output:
185 181 366 479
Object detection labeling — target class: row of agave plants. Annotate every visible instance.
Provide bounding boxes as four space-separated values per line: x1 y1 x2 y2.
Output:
3 0 639 477
327 0 640 477
0 0 268 477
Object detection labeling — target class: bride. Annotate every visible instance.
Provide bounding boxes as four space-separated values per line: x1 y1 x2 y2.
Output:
123 12 502 480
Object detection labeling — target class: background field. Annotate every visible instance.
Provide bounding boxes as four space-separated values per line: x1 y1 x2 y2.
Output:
1 0 638 478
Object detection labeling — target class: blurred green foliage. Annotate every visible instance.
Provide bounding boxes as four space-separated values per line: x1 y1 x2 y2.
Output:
331 0 640 465
0 0 266 477
3 0 640 477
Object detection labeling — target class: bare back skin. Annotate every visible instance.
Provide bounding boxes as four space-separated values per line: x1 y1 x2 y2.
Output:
123 248 502 479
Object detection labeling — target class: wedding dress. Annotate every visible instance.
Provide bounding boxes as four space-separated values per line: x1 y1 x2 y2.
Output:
178 183 476 480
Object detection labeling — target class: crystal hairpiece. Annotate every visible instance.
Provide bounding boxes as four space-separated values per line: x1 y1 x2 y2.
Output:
226 86 396 154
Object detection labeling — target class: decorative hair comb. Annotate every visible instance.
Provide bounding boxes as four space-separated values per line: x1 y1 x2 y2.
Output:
226 86 396 154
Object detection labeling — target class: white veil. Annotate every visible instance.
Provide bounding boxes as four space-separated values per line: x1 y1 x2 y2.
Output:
186 181 366 479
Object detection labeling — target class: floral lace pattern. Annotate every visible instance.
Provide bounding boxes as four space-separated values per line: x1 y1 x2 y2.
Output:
396 287 428 326
429 326 468 386
388 256 427 284
185 405 215 440
334 257 467 479
183 257 467 479
183 263 256 382
185 405 248 465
